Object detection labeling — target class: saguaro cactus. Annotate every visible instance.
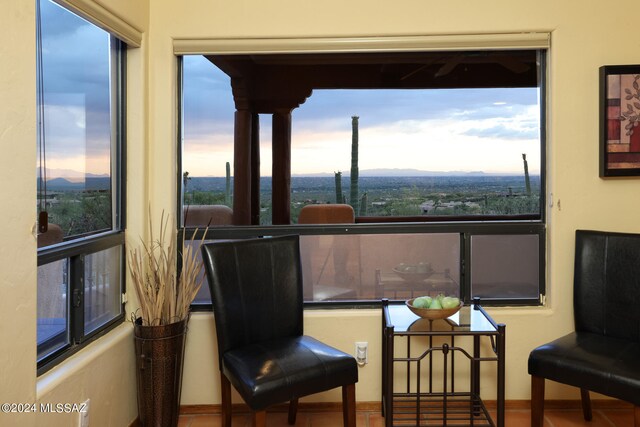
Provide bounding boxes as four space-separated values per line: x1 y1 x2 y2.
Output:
359 192 368 216
350 116 359 215
183 171 191 204
334 171 343 203
225 161 231 206
522 153 531 196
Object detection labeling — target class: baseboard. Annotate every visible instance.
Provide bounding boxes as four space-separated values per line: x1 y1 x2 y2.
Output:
180 401 381 415
179 398 634 416
129 399 634 424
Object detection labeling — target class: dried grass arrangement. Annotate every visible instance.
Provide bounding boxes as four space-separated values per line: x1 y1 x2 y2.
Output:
128 210 207 326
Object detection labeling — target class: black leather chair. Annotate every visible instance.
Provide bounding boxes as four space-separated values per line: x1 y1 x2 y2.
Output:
528 230 640 426
201 235 358 427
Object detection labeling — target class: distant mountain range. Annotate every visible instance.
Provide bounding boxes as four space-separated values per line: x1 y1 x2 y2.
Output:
36 167 535 193
36 167 109 181
291 168 533 177
35 168 111 190
38 177 111 191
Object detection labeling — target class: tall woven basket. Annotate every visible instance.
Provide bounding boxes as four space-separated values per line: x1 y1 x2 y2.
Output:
134 318 188 427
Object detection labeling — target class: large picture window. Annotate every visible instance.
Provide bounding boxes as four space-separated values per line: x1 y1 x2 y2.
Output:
179 44 546 306
36 0 126 373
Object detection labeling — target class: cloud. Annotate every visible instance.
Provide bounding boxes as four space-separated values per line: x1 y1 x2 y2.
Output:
299 86 535 119
183 55 235 130
40 0 86 38
461 123 539 140
458 105 540 140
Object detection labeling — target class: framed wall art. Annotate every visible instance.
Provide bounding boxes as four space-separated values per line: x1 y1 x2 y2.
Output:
600 65 640 177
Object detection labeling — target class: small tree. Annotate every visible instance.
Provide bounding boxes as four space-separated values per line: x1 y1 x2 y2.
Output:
225 161 231 206
359 192 368 216
183 171 192 204
522 153 531 196
334 171 343 203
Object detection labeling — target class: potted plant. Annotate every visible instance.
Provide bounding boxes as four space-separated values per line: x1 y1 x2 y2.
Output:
127 210 207 427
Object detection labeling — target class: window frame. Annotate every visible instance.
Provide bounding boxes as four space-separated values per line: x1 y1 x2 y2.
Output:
177 42 547 308
181 221 545 310
36 22 127 374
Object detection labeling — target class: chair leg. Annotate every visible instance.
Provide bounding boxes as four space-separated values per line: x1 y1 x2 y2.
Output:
580 388 592 421
288 398 298 425
635 405 640 427
252 410 267 427
342 383 356 427
220 374 232 427
531 375 545 427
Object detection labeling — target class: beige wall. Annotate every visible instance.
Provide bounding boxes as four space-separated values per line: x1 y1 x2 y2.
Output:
0 1 147 426
159 0 640 405
2 0 640 426
0 2 38 426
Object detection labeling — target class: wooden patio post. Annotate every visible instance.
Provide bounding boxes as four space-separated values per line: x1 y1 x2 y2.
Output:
233 109 252 225
250 113 261 225
272 109 292 225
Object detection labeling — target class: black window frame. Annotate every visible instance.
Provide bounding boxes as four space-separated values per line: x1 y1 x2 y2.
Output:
177 48 547 308
36 17 127 374
180 221 545 310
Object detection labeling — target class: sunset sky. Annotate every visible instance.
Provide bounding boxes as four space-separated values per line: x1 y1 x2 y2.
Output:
38 0 112 178
182 55 541 178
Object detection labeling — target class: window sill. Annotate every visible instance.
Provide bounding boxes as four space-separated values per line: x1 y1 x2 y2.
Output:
483 304 554 318
36 322 132 399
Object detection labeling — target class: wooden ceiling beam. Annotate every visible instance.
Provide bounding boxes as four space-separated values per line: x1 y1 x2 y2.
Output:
206 51 538 113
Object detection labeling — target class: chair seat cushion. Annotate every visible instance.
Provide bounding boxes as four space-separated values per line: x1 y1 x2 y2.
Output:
222 335 358 410
528 331 640 405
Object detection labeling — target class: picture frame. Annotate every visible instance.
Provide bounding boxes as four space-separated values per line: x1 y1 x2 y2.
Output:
600 65 640 177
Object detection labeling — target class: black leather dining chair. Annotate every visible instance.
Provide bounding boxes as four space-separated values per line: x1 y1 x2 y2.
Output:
201 235 358 427
528 230 640 426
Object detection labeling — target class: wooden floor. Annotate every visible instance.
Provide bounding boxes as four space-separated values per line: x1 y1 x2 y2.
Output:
178 406 636 426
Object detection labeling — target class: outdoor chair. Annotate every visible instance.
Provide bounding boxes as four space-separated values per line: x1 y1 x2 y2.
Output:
37 223 63 248
183 204 232 227
297 204 355 224
297 204 357 301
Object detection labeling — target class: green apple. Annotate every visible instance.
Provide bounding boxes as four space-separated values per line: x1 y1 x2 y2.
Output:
429 298 442 309
441 296 460 309
413 296 432 308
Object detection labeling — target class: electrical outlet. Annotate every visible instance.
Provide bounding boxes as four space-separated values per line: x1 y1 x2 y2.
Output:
79 399 90 427
355 342 368 366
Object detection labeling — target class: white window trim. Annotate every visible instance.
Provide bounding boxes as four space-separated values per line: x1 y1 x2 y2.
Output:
52 0 142 47
173 32 550 55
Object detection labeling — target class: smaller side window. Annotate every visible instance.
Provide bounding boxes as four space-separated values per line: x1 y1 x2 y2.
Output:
36 0 126 372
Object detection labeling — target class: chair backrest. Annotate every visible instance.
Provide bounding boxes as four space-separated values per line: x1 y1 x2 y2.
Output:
298 204 355 224
201 235 304 360
574 230 640 341
184 204 233 227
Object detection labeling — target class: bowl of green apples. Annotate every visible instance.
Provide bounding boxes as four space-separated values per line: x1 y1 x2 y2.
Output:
406 294 463 319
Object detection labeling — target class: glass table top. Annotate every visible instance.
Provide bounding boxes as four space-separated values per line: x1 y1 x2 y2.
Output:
384 302 499 334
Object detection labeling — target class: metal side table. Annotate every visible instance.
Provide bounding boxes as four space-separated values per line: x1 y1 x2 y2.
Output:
382 298 506 427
